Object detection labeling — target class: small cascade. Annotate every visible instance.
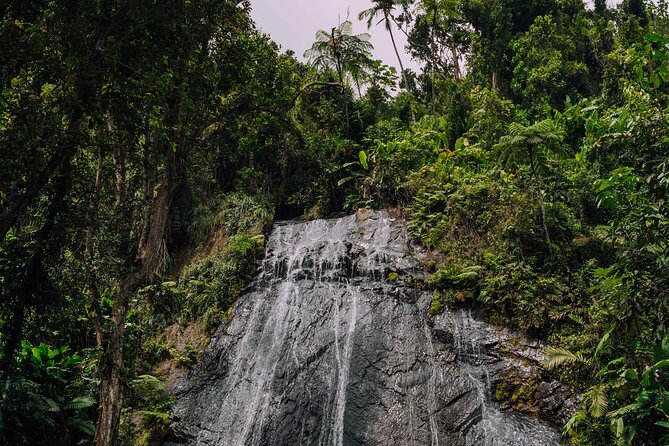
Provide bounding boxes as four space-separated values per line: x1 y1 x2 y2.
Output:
169 212 560 446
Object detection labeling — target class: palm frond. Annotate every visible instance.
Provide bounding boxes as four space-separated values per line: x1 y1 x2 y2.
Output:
542 346 588 369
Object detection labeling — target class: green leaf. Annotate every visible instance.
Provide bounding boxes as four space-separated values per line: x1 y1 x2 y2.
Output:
337 177 354 187
32 346 43 360
655 421 669 430
606 403 640 419
594 323 616 359
358 150 368 170
650 73 660 89
622 368 638 381
585 384 609 418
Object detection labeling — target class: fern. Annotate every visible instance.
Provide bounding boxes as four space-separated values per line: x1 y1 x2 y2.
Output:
66 418 96 436
542 346 588 369
28 392 60 412
64 396 97 410
606 402 641 419
584 384 609 418
567 313 585 326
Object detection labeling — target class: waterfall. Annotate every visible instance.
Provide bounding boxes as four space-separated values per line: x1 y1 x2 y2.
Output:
169 211 559 446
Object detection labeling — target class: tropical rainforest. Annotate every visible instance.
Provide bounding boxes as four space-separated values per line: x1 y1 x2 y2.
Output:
0 0 668 445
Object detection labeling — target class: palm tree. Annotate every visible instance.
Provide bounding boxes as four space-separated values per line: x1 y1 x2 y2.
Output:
358 0 416 123
304 21 374 133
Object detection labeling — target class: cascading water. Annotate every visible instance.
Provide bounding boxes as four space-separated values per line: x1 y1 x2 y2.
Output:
168 211 560 446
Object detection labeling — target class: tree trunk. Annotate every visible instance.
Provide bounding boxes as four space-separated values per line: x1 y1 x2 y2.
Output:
354 76 362 99
93 143 185 446
450 43 461 83
332 30 350 135
86 147 104 347
491 69 499 91
93 280 131 446
431 9 437 116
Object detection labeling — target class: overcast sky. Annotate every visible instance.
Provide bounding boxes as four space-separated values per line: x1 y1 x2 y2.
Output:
249 0 625 74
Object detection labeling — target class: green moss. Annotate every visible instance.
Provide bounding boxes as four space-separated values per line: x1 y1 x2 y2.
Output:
428 291 444 315
494 368 540 416
223 306 233 321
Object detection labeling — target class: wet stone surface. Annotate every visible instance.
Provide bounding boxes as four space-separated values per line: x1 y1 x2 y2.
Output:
167 211 561 446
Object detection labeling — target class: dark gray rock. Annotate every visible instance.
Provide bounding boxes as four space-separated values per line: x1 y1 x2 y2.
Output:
167 212 561 446
433 306 578 426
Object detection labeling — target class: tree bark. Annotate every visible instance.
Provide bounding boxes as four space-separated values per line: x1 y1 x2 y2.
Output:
93 279 132 446
332 28 350 135
450 43 461 83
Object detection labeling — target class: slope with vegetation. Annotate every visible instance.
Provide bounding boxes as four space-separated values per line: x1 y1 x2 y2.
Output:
0 0 668 445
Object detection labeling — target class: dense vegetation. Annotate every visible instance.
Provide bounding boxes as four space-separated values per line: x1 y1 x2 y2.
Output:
0 0 667 445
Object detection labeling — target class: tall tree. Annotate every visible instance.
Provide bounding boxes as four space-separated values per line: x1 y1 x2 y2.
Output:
359 0 416 123
461 0 557 92
494 118 565 256
304 21 374 133
411 0 466 113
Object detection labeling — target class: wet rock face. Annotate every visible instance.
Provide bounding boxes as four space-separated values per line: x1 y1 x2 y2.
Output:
434 309 577 426
167 212 560 446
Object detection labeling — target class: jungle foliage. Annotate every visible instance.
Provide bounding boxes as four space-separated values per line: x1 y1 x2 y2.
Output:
0 0 668 445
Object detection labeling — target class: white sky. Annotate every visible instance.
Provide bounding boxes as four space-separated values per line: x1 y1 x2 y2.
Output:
250 0 422 72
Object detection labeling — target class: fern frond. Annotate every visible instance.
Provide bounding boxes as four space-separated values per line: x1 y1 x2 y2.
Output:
29 392 60 412
567 313 585 325
606 402 641 419
508 122 527 136
584 384 609 418
66 418 95 436
64 396 97 410
542 346 587 369
533 119 555 134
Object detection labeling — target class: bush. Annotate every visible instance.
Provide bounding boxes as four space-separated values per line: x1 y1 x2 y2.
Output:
180 233 264 329
189 191 274 245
